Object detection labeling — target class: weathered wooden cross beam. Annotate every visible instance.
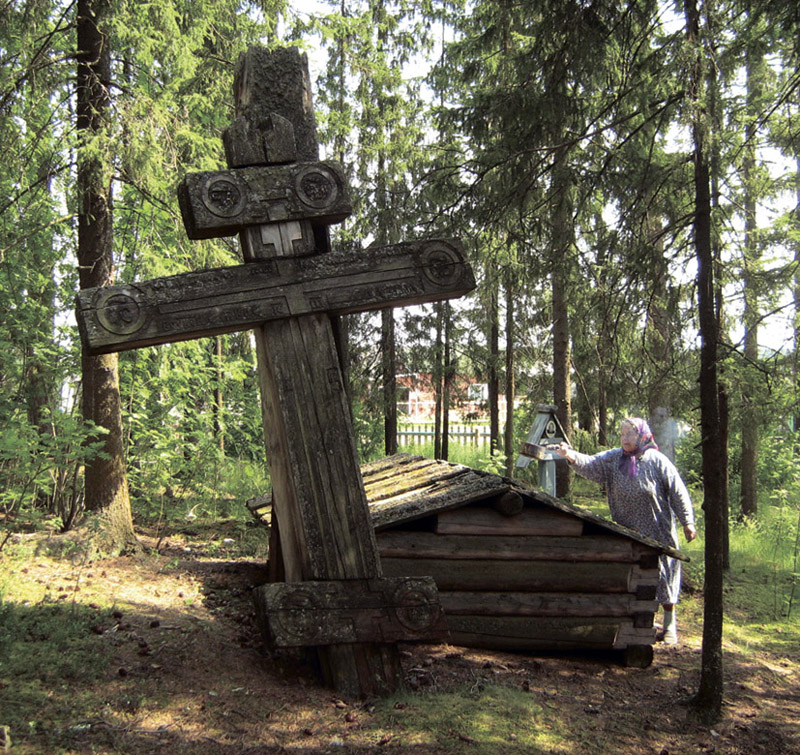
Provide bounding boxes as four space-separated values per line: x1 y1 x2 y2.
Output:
76 240 470 354
76 46 474 698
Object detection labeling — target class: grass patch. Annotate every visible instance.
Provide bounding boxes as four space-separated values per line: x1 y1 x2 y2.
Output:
0 593 114 747
371 684 570 753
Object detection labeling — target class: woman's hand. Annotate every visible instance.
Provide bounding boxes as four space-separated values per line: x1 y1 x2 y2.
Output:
683 523 697 542
554 442 576 463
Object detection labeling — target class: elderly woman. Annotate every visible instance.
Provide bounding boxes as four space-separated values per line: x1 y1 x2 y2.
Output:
555 417 697 644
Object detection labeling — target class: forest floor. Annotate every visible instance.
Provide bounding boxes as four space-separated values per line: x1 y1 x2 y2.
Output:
1 521 799 754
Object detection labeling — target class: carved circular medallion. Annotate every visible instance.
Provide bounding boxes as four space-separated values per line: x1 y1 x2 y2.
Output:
274 588 321 644
295 165 339 210
94 287 147 335
392 582 440 633
201 174 246 218
421 242 460 287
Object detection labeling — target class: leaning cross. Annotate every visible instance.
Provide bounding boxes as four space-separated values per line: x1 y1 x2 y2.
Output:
75 46 474 698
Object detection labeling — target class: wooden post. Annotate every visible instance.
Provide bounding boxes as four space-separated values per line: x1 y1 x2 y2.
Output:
76 46 472 698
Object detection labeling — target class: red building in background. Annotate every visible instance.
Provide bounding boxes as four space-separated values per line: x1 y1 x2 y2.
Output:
396 374 507 422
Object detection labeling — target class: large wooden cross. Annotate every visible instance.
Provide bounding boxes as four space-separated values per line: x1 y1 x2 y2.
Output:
76 46 474 697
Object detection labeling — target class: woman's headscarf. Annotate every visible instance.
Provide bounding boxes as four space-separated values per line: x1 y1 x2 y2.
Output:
619 417 659 477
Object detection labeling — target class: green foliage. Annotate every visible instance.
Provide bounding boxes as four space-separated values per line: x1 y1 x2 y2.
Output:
731 496 800 621
0 407 108 524
2 0 800 563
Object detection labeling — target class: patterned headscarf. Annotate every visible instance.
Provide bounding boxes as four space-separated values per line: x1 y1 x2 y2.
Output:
619 417 659 477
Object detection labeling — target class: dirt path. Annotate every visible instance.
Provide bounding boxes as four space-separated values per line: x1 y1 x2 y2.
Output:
3 528 798 754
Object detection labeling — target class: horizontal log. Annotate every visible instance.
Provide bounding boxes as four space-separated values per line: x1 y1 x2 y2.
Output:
376 531 644 563
446 615 621 650
437 591 658 618
253 577 448 647
635 584 657 601
178 161 352 240
628 565 659 593
380 557 634 593
76 239 475 355
435 506 583 537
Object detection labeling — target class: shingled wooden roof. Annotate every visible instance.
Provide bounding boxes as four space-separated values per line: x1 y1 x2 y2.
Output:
362 453 687 561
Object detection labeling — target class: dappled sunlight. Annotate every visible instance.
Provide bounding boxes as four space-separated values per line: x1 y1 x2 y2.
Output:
2 524 800 754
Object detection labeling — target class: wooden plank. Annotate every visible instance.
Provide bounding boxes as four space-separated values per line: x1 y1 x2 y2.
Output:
434 506 583 537
363 459 469 501
446 615 621 650
376 531 640 562
253 577 449 647
76 240 474 355
370 474 509 531
381 558 634 593
438 591 658 618
361 454 438 483
177 161 352 240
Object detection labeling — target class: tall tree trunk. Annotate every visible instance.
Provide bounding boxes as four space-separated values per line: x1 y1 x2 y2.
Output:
488 278 500 457
718 382 730 569
213 336 224 454
442 302 452 461
434 302 444 460
645 212 677 462
794 156 800 436
381 308 397 456
551 149 573 499
504 267 515 476
76 0 137 553
597 374 608 447
739 31 765 519
708 28 730 567
686 0 724 724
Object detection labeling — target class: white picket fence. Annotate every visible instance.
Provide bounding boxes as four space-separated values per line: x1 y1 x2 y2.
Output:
397 423 492 447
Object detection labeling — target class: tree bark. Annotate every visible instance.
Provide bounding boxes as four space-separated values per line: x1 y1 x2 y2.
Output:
381 308 397 456
443 302 452 461
213 336 224 454
434 303 444 460
488 279 500 457
76 0 137 553
551 149 573 499
504 268 515 476
645 211 677 462
708 34 730 567
686 0 724 724
739 35 765 519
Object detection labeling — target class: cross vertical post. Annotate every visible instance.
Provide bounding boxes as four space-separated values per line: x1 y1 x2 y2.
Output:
223 46 402 695
75 45 473 698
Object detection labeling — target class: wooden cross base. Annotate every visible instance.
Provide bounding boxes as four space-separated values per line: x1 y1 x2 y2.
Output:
253 576 449 647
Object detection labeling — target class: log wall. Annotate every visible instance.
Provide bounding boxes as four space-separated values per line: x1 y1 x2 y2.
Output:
250 454 677 668
374 486 663 667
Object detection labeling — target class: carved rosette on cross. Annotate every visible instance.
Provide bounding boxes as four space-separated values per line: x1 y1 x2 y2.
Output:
75 45 474 698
